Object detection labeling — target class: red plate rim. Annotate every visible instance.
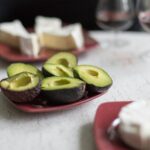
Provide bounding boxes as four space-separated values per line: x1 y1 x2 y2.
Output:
0 31 99 62
94 101 133 150
5 92 107 113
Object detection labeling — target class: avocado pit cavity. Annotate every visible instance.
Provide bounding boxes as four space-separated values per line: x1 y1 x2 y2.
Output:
74 65 113 93
87 70 99 77
57 59 69 67
11 76 31 88
54 79 70 86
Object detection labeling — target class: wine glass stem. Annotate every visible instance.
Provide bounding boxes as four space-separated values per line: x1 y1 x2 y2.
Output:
112 30 128 47
113 30 119 46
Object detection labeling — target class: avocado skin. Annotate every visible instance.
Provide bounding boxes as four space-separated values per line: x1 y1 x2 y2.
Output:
42 83 86 104
87 84 112 94
0 79 41 103
42 67 53 77
73 69 79 78
37 71 44 79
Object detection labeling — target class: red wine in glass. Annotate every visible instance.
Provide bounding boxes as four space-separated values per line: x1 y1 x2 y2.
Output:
97 11 133 31
139 11 150 32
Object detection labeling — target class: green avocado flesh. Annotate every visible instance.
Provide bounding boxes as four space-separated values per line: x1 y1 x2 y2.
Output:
0 72 40 91
46 52 77 68
43 64 74 77
74 65 112 87
41 77 84 91
7 63 43 79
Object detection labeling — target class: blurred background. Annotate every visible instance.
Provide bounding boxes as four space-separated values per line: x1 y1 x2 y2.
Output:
0 0 141 30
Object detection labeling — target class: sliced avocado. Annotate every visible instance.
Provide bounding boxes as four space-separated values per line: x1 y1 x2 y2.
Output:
7 63 43 79
74 65 112 93
41 77 85 104
42 63 74 77
0 72 41 103
46 52 77 68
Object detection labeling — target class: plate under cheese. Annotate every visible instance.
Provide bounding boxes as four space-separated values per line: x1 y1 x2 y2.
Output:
118 101 150 150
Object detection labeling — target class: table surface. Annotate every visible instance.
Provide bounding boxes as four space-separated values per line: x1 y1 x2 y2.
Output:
0 31 150 150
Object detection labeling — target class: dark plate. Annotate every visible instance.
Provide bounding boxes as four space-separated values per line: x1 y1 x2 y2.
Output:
94 101 133 150
5 91 107 113
0 31 99 62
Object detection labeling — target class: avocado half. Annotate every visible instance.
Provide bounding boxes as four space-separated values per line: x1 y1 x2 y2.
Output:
42 63 74 77
0 72 41 103
74 65 112 93
46 52 77 68
7 63 43 79
41 77 85 104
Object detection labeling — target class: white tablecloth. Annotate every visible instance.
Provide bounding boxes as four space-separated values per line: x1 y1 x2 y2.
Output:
0 31 150 150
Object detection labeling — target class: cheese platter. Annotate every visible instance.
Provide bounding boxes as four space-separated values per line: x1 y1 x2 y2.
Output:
0 16 99 62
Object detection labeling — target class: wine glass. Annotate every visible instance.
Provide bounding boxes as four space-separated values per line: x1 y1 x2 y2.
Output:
96 0 135 48
138 0 150 62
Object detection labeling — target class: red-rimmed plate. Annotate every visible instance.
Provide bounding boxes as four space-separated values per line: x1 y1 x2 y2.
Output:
5 92 107 113
0 31 99 62
94 101 133 150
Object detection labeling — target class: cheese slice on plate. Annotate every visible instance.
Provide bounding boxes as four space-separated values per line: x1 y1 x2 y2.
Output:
0 20 28 47
35 16 62 34
38 23 84 50
118 101 150 150
20 33 40 57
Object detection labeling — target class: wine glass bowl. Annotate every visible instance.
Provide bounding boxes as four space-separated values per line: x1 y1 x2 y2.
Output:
138 0 150 33
96 0 134 31
96 11 133 31
96 0 135 47
137 0 150 62
139 12 150 32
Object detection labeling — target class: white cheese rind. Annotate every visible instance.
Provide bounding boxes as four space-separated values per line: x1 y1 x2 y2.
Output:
62 23 84 49
0 20 28 36
119 101 150 150
35 16 62 34
0 20 28 47
20 33 40 57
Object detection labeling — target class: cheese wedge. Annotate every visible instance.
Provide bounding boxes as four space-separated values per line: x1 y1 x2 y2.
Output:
0 20 28 47
38 23 84 50
35 16 62 34
20 33 40 57
119 101 150 150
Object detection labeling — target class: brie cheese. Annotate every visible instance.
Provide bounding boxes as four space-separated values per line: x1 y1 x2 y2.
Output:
20 33 40 57
38 23 84 50
63 23 84 49
119 101 150 150
35 16 62 34
0 20 28 47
